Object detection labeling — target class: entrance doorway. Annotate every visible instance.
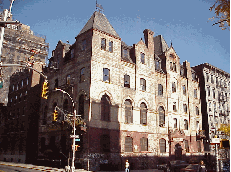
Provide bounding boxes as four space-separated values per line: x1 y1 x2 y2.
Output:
175 143 182 160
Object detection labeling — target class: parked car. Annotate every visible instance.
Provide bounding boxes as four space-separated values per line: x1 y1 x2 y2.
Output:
180 164 201 172
170 160 189 172
157 163 169 172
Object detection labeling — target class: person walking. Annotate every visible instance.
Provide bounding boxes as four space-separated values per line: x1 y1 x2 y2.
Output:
125 159 130 172
200 160 207 172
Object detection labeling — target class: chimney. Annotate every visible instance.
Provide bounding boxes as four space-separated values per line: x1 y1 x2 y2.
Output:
143 29 154 54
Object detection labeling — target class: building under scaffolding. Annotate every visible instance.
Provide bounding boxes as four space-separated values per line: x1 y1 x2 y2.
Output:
0 10 49 105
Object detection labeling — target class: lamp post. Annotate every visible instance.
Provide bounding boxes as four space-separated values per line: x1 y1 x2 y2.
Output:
55 88 77 172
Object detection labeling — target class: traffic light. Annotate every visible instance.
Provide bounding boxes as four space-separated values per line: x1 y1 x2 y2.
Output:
53 110 58 121
220 139 230 149
42 81 49 99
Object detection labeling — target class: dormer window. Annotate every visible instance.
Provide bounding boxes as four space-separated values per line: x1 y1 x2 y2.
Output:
82 39 86 51
71 49 74 58
101 38 106 51
123 49 128 59
141 53 145 64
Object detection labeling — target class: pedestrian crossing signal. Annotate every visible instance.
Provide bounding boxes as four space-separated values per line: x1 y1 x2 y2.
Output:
75 145 80 151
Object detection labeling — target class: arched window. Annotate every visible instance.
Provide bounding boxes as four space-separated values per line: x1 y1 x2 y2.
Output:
159 139 166 153
124 74 130 88
196 106 199 116
140 103 147 124
172 82 176 93
101 94 110 121
159 106 165 127
78 95 84 119
125 99 133 123
184 119 188 130
158 84 163 96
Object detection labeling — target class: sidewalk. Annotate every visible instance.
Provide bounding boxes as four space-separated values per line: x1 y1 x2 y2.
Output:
0 161 163 172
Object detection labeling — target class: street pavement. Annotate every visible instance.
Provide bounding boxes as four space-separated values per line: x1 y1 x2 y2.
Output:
0 161 163 172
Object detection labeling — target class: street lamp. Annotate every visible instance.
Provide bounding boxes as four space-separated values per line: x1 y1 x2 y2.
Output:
55 88 78 172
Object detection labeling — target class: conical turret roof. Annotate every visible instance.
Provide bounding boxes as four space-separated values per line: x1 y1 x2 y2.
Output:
77 11 120 38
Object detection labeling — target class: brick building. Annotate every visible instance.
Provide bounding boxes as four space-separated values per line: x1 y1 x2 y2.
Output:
38 11 204 171
0 62 44 163
0 9 49 105
193 63 230 166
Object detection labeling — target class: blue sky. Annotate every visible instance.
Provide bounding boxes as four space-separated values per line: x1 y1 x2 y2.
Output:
2 0 230 73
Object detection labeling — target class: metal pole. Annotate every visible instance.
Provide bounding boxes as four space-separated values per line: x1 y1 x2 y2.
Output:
71 108 76 172
216 143 219 172
0 9 8 60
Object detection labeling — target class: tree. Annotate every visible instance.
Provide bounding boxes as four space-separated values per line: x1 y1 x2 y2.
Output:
209 0 230 30
218 124 230 137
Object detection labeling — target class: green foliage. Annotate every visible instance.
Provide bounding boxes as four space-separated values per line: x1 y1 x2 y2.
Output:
218 124 230 136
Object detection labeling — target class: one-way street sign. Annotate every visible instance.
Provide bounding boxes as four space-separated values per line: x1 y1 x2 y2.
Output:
70 135 79 138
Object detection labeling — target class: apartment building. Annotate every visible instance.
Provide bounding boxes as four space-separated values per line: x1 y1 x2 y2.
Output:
38 11 204 171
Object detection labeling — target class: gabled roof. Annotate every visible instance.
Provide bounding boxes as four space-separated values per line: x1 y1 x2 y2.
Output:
154 35 169 55
77 11 120 39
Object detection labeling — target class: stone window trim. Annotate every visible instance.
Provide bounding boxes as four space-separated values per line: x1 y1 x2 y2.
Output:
184 119 188 130
173 102 177 112
124 74 130 88
155 59 161 71
140 78 146 91
123 49 128 59
125 99 133 124
158 84 163 96
103 68 110 83
101 94 111 122
159 138 166 153
172 82 176 93
140 102 147 125
140 137 148 151
80 67 85 83
183 104 187 113
159 106 165 127
109 41 113 53
70 49 74 58
81 39 87 51
182 85 186 95
125 136 133 152
196 106 199 116
141 53 145 64
207 86 210 97
66 74 71 85
194 89 197 99
174 118 177 128
185 140 189 152
101 38 106 51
